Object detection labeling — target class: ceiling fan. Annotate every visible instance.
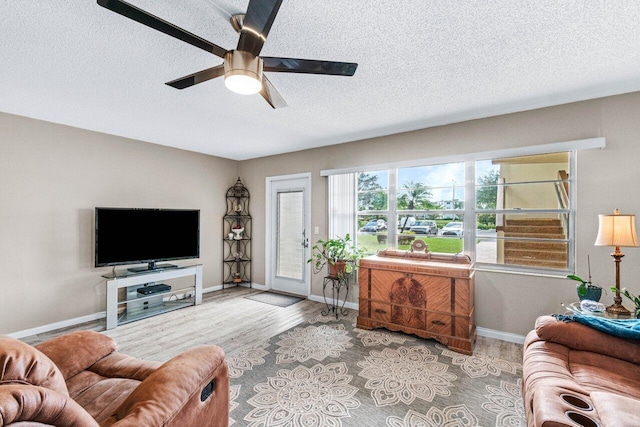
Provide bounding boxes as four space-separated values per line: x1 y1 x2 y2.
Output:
97 0 358 108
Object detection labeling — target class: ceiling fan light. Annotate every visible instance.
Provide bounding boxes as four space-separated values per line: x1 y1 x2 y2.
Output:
224 50 263 95
225 73 262 95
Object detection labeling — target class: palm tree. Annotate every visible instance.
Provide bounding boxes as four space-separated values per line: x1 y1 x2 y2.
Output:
397 181 434 210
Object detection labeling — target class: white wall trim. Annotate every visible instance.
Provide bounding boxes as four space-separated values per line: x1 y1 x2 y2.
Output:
476 326 526 344
320 137 605 176
8 311 106 339
8 288 525 346
203 282 267 293
8 284 267 339
308 294 359 311
306 297 526 344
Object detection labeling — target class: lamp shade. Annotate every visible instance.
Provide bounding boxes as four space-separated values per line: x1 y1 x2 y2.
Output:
594 210 638 247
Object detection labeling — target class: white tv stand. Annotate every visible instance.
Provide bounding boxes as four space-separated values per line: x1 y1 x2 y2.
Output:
104 265 202 330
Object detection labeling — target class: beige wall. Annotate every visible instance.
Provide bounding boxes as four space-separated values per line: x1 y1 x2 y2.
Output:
240 91 640 336
3 92 640 338
0 112 238 334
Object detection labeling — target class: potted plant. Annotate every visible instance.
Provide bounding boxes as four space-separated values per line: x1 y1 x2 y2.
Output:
567 274 603 301
566 255 603 302
308 234 367 278
567 274 602 302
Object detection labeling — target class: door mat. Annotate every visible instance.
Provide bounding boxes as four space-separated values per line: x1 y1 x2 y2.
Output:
244 292 303 308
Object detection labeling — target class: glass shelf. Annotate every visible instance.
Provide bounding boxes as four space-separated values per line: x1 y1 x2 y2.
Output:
117 298 194 325
561 302 632 319
101 264 196 280
105 264 202 330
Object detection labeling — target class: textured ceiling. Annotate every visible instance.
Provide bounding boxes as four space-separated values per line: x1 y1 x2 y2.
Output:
2 1 640 160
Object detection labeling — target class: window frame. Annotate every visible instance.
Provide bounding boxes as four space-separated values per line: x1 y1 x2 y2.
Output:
325 138 603 277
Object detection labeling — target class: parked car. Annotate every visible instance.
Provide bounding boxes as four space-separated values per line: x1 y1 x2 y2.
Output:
442 222 463 236
397 216 416 231
410 220 438 235
359 219 387 233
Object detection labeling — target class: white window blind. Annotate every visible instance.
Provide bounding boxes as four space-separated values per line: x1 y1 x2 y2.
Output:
328 174 356 239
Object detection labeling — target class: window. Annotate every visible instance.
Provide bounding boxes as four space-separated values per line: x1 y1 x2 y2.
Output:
356 171 389 253
324 138 596 276
474 152 572 272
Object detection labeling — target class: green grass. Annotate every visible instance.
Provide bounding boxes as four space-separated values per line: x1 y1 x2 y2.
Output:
357 234 463 254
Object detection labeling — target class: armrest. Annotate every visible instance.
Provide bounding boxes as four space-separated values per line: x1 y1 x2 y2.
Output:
535 315 640 365
89 352 162 382
0 335 68 395
36 331 117 380
0 384 99 426
110 345 229 427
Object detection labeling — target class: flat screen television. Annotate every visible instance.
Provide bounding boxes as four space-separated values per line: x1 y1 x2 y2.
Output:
95 207 200 272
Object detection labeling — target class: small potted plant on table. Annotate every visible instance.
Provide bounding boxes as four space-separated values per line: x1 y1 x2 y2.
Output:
308 234 367 278
567 274 603 301
566 255 603 302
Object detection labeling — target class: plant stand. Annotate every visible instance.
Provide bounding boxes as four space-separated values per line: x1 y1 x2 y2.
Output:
322 275 349 319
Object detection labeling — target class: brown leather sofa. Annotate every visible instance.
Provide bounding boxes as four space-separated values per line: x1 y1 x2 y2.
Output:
523 315 640 427
0 331 229 426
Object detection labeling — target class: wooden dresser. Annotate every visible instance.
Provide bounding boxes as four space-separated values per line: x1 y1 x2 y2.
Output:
357 252 475 354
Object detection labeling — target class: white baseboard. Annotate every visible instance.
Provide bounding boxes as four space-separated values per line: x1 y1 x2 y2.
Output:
308 294 359 311
203 284 225 293
476 326 525 344
8 286 525 346
8 311 106 339
202 282 267 293
305 297 525 344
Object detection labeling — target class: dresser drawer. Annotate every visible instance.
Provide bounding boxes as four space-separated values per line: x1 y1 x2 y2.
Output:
427 312 452 336
371 301 391 323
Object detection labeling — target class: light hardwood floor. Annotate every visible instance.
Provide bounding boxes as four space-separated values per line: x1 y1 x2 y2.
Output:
22 287 523 363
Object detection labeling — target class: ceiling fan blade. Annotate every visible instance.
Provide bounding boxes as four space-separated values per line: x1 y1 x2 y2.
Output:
260 75 287 109
263 57 358 76
236 0 283 56
97 0 227 58
165 65 225 89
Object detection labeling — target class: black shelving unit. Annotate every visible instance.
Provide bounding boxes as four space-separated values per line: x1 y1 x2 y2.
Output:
223 177 251 288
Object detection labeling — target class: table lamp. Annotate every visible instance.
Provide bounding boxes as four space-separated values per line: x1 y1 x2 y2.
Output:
594 209 638 315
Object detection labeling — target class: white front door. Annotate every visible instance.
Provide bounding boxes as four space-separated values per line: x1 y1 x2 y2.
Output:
266 174 311 296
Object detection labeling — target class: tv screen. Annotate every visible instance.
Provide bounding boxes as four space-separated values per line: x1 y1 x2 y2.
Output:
95 208 200 269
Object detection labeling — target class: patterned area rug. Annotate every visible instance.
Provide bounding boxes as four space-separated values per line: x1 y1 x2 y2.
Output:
226 315 525 426
243 292 303 308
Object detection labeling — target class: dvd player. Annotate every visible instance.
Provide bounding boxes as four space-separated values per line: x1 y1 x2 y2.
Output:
137 283 171 295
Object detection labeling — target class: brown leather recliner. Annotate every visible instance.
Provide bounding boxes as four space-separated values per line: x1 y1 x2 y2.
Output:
522 315 640 427
0 331 229 426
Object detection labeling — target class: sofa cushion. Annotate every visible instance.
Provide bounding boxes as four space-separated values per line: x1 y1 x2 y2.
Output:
0 335 68 395
591 391 640 426
66 371 141 425
535 315 640 365
569 350 640 399
36 331 117 381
